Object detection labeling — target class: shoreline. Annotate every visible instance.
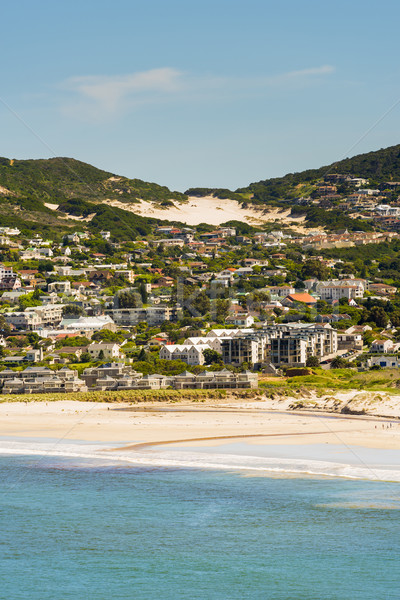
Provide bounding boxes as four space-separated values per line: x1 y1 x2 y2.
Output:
1 397 400 481
0 396 399 449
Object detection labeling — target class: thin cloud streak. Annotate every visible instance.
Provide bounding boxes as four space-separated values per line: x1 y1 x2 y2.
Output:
60 67 183 116
269 65 335 83
59 65 335 120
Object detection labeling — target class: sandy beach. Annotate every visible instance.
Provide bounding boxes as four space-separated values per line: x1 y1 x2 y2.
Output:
1 397 399 451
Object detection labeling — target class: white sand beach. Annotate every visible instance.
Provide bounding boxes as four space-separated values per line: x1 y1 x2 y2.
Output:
0 397 399 451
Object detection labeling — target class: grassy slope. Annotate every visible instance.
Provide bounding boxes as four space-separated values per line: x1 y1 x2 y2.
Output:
0 157 187 239
0 157 187 204
0 388 262 403
237 144 400 204
187 143 400 205
260 368 400 394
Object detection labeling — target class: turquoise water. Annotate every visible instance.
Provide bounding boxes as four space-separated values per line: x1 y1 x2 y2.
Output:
1 454 400 600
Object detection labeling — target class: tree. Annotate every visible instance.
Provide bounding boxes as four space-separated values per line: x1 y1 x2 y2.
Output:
118 289 141 308
0 315 11 336
38 260 54 274
137 347 147 361
368 306 389 328
214 298 230 323
330 356 349 369
92 329 124 343
62 304 86 317
203 348 223 365
139 282 148 304
301 260 331 281
306 356 320 367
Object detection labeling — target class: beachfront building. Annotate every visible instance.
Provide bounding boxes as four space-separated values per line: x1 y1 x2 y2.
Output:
366 355 400 368
0 366 87 394
269 335 308 366
220 332 268 367
159 343 211 365
80 363 258 391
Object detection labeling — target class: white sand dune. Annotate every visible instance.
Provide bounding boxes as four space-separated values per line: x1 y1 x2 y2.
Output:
104 196 316 230
45 195 322 232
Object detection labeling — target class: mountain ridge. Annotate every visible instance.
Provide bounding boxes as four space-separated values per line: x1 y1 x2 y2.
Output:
1 144 400 238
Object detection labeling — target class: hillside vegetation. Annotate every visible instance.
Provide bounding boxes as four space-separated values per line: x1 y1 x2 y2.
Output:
0 157 187 204
187 144 400 204
2 145 400 237
236 144 400 204
0 157 187 239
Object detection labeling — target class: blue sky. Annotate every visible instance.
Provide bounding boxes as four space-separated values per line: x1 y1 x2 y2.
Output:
1 0 400 191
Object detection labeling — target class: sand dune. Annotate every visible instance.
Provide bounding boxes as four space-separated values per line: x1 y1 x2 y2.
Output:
104 196 316 230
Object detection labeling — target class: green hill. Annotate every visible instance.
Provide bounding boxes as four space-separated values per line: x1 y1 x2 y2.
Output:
0 156 187 240
0 157 187 204
2 145 400 239
185 144 400 204
236 144 400 205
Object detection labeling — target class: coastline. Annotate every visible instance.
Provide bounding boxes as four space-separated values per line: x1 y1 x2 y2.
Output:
0 395 399 447
1 396 400 482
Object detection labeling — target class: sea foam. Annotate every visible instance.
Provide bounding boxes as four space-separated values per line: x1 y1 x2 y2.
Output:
1 438 400 482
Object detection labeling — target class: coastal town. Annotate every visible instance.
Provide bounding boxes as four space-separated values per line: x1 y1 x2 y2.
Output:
5 5 400 600
1 169 400 395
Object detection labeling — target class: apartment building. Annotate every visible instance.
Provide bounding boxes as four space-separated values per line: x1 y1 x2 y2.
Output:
220 333 268 367
269 335 308 366
317 279 365 300
88 342 121 360
1 366 87 394
80 363 257 391
106 306 178 326
5 310 43 330
264 323 338 366
159 344 210 365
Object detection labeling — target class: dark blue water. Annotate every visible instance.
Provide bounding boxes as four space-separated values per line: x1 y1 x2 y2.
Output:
1 455 399 600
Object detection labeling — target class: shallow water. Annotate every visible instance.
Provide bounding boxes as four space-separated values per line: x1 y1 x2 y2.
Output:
1 445 400 599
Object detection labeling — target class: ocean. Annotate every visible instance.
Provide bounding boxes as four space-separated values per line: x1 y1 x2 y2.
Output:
1 441 400 599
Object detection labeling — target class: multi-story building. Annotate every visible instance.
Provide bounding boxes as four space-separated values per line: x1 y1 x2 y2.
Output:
264 323 338 367
80 363 257 391
106 306 178 326
0 367 87 394
159 344 211 365
5 310 43 330
317 279 365 300
220 332 268 367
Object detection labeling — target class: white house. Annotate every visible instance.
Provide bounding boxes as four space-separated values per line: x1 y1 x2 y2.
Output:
225 313 255 327
370 339 393 354
88 342 121 360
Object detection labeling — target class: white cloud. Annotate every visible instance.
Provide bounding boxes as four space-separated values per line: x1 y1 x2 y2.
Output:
268 65 336 85
60 67 184 118
59 65 335 120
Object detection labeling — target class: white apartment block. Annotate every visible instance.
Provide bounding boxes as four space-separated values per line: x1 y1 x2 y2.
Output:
185 337 223 352
0 264 14 279
159 344 211 365
265 323 338 367
88 343 121 359
318 283 363 301
107 306 176 326
266 285 296 297
5 311 42 330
